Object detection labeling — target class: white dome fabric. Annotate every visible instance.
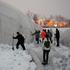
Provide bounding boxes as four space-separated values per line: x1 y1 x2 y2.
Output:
0 1 41 45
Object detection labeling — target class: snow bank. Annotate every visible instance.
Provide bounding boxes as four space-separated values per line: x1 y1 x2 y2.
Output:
0 44 36 70
60 28 70 47
0 1 41 45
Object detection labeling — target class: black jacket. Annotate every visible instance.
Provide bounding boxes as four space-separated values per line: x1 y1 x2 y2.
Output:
13 34 25 43
55 30 60 39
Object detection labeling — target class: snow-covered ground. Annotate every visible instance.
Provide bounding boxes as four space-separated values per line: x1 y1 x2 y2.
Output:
0 39 70 70
26 42 70 70
60 28 70 47
0 44 36 70
47 44 70 70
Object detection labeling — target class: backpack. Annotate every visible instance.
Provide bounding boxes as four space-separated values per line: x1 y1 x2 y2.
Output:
44 40 50 48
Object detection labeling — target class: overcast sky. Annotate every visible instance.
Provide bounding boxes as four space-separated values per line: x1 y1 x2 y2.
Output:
1 0 70 18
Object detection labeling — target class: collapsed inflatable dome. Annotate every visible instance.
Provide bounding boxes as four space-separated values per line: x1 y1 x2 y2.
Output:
0 1 41 45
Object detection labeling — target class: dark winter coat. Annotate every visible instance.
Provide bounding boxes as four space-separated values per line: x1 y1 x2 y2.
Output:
55 29 60 39
47 31 52 38
35 31 40 38
13 33 25 44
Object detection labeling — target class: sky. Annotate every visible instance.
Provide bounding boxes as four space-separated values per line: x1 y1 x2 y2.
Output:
1 0 70 19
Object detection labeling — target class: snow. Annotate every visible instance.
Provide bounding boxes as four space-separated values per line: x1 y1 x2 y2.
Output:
0 1 70 70
26 42 70 70
0 28 70 70
0 44 36 70
60 28 70 47
47 44 70 70
0 1 41 45
48 44 70 70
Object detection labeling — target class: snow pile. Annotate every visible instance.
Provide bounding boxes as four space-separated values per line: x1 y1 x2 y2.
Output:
0 1 41 45
60 28 70 47
0 44 36 70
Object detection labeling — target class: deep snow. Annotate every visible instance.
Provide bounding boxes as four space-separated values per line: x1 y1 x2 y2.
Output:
0 38 70 70
0 44 36 70
26 42 70 70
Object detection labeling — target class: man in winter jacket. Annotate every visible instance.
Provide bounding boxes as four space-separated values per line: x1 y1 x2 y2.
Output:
47 29 52 43
55 28 60 46
35 30 40 44
13 32 26 50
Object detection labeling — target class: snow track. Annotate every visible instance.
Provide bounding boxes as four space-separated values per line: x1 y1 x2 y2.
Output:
26 43 70 70
0 43 70 70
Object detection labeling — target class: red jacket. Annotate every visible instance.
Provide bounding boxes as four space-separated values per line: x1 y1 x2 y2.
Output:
41 31 46 40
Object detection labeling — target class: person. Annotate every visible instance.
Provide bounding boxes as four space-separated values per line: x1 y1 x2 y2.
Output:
35 30 40 44
31 30 40 44
13 32 26 50
47 29 52 43
40 29 46 42
42 38 50 65
55 28 60 47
